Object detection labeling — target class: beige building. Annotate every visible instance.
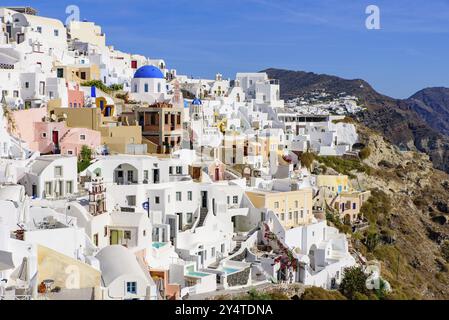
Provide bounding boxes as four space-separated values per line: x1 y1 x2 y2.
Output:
314 174 370 224
246 188 313 228
67 20 106 48
55 64 101 83
48 106 143 154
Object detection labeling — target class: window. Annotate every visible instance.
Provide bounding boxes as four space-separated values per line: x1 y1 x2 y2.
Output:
36 26 42 33
352 203 356 210
80 72 86 80
233 196 238 204
104 226 108 237
211 247 216 257
80 134 86 141
67 150 73 155
57 68 64 78
155 196 160 204
124 231 132 240
54 166 62 177
176 166 182 174
126 282 137 294
227 196 230 205
54 29 59 36
144 83 149 92
176 192 182 201
25 82 29 89
144 170 149 180
300 210 304 218
187 191 193 201
39 81 45 95
295 200 299 208
274 201 279 209
66 181 73 194
157 83 161 92
41 132 47 138
169 167 173 174
127 195 136 206
13 90 19 98
186 212 193 224
281 213 285 220
45 182 52 196
289 212 292 220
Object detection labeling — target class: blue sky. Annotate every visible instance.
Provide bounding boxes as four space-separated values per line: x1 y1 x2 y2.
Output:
6 0 449 98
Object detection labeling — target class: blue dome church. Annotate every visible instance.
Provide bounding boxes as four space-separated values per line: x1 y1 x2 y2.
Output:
130 65 167 104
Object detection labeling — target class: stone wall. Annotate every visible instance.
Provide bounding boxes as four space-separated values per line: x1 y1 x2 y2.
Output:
226 267 250 287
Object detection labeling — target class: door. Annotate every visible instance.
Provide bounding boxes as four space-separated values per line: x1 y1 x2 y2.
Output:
214 168 220 181
153 169 160 184
52 130 59 153
110 230 119 245
177 213 182 231
201 191 207 209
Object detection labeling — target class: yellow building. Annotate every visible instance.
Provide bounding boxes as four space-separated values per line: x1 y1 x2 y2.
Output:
55 64 101 83
316 175 349 194
95 96 115 117
48 107 142 154
333 190 371 224
246 188 313 228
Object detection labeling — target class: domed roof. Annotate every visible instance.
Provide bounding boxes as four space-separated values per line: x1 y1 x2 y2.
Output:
133 65 164 79
192 98 202 105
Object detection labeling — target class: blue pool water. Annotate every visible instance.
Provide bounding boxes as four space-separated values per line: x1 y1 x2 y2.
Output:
152 242 167 249
223 267 239 274
187 271 210 277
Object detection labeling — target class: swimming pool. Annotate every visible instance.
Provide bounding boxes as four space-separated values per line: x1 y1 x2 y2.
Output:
152 242 167 249
187 271 210 278
222 267 239 274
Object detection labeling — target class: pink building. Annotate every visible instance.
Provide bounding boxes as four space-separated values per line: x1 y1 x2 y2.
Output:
32 121 101 156
67 82 84 108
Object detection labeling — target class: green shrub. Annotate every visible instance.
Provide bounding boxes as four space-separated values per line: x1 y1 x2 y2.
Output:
77 145 92 173
80 80 111 93
109 83 123 91
316 155 372 178
359 146 371 160
339 266 368 300
299 152 315 170
301 287 347 300
360 189 392 226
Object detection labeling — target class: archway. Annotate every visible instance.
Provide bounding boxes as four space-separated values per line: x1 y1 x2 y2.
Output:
113 163 138 185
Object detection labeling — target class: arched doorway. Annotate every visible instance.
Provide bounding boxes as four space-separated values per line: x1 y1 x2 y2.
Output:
113 163 138 185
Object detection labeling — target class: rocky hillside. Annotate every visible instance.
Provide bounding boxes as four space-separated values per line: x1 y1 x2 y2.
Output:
263 68 449 174
406 87 449 136
344 125 449 299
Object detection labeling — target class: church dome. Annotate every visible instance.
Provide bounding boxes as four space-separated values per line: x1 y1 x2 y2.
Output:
133 65 164 79
192 98 202 105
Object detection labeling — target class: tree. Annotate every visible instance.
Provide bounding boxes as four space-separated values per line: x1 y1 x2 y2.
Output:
359 146 371 160
339 266 368 300
365 228 380 252
299 152 315 170
77 145 92 173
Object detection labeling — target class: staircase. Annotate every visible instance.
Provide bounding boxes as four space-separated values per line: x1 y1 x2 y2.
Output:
229 240 242 256
329 192 339 208
197 208 208 228
59 129 71 143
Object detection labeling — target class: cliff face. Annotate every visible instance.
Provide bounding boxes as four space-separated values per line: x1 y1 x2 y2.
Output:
351 125 449 299
263 68 449 174
406 87 449 136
